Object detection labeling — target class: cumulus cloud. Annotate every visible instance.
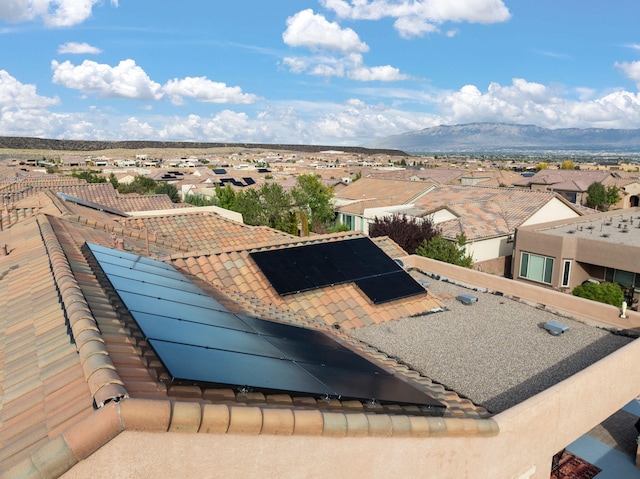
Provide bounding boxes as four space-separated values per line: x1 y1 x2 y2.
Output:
57 42 102 55
320 0 511 38
163 77 258 105
51 59 164 100
283 9 368 53
0 70 60 109
439 78 640 129
615 61 640 89
0 0 118 27
283 52 407 82
0 70 62 137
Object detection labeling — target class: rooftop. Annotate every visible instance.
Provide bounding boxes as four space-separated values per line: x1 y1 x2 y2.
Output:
537 209 640 248
351 274 634 413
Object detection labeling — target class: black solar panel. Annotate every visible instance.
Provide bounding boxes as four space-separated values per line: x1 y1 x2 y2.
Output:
243 177 256 186
85 242 444 412
250 237 426 304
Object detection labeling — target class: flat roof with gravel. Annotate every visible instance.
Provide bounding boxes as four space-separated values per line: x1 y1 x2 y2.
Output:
349 275 635 414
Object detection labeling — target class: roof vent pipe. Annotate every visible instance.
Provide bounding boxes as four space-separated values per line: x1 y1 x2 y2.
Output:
0 244 7 256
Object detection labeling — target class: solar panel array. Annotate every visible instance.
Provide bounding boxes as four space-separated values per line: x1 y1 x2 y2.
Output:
250 237 426 304
86 242 445 411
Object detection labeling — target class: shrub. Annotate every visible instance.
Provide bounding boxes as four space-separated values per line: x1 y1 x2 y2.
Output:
572 281 624 306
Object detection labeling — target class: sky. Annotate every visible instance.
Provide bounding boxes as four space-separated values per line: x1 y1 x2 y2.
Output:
1 1 640 146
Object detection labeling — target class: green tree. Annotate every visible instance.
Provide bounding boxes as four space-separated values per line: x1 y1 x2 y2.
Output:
234 188 263 226
108 173 119 189
369 214 439 255
117 175 157 195
291 174 335 232
214 184 237 210
70 169 106 183
257 183 294 232
155 183 179 203
572 282 624 306
416 233 473 268
586 182 607 210
605 185 621 207
184 194 217 207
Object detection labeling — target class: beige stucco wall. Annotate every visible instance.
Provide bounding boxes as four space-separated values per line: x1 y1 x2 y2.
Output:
521 197 580 227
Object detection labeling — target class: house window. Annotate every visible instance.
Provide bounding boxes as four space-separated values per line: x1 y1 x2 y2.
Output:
520 252 554 284
561 260 571 287
605 268 638 288
342 214 354 230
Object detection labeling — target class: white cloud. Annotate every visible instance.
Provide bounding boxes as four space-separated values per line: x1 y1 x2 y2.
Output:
0 70 60 109
439 78 640 129
615 61 640 89
283 9 369 53
58 42 102 55
0 70 62 137
163 77 258 105
283 52 407 82
51 59 164 100
320 0 511 38
0 0 118 27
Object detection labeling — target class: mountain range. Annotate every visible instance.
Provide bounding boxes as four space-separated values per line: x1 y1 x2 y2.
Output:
365 123 640 154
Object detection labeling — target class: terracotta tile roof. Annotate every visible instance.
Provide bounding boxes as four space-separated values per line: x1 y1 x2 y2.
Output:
115 211 295 251
336 178 434 203
414 185 569 240
514 169 612 190
0 193 499 478
169 233 445 330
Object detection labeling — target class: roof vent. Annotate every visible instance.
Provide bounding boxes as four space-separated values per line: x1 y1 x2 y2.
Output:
543 321 569 336
456 294 478 305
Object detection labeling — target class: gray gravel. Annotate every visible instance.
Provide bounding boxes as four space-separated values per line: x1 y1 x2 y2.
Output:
350 276 635 414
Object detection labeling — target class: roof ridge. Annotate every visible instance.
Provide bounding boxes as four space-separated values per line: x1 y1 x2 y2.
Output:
36 214 129 407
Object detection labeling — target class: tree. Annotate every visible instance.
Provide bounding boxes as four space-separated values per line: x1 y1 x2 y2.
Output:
369 214 439 255
536 162 548 171
214 184 237 210
572 282 623 306
560 160 575 170
155 183 179 203
117 175 157 195
257 183 295 233
234 188 262 226
586 182 606 210
605 185 621 207
70 169 106 183
416 233 473 268
108 173 119 189
291 174 335 232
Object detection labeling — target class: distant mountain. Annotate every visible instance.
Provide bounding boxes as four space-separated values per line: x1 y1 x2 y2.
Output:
0 136 407 157
365 123 640 154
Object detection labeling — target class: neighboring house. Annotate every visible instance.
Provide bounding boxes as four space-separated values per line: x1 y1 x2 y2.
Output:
336 179 585 274
514 169 613 205
513 207 640 303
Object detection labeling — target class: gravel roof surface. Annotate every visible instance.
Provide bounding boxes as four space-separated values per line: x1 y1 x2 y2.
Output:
350 276 635 414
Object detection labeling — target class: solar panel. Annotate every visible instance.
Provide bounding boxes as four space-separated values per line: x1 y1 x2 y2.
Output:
250 237 426 304
85 242 444 412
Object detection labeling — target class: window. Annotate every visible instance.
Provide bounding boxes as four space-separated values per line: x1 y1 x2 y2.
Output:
605 268 638 288
561 260 571 287
520 252 554 284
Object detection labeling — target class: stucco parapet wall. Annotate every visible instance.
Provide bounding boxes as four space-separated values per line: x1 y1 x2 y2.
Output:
0 398 499 479
401 254 640 333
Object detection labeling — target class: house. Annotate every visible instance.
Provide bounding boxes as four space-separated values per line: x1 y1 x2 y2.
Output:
514 169 613 205
513 207 640 304
2 171 640 478
335 179 585 274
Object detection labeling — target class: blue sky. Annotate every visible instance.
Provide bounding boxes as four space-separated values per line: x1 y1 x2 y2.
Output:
1 0 640 146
